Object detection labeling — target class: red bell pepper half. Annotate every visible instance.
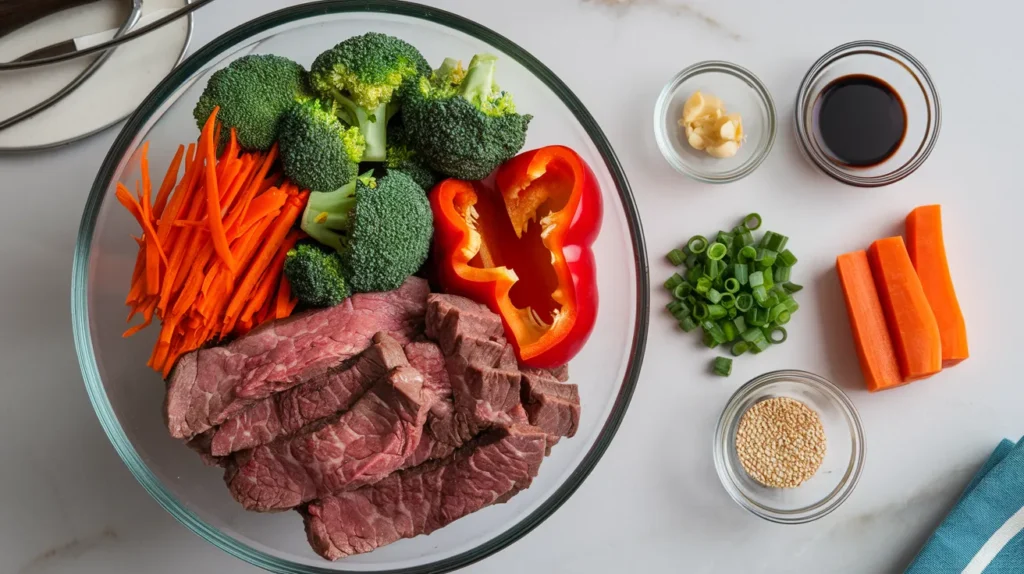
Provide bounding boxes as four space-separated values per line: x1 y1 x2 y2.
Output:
429 145 602 368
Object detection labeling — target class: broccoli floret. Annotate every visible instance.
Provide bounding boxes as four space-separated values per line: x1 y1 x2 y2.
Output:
193 54 312 151
403 54 532 180
283 242 350 307
301 171 433 294
309 33 430 162
277 100 365 193
385 113 441 191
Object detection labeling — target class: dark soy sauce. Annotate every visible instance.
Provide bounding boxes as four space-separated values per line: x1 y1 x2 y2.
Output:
814 75 907 167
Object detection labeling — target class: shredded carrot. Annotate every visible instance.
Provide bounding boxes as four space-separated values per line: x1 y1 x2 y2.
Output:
118 109 309 376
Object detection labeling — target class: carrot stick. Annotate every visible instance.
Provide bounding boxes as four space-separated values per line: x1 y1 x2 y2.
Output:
837 251 904 392
156 142 199 244
906 205 969 367
227 144 278 231
153 144 185 218
202 108 238 273
868 237 943 382
275 273 293 319
224 194 307 322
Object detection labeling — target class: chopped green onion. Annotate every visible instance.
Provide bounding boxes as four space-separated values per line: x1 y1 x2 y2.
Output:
760 231 788 252
724 277 741 293
673 282 693 299
667 249 686 266
686 295 698 308
706 288 722 304
736 293 754 312
782 282 804 294
717 231 734 249
774 265 792 283
783 299 800 313
768 302 787 323
696 277 712 295
720 292 736 309
747 306 769 327
741 327 766 343
738 245 757 263
755 249 777 269
727 306 738 319
778 249 798 267
731 341 750 356
733 263 749 286
706 259 723 280
671 300 692 320
693 302 709 320
703 331 719 349
749 271 764 288
776 310 792 325
721 320 738 342
679 316 699 332
688 235 708 254
702 320 727 344
685 254 700 268
735 229 755 247
665 273 685 290
752 285 768 306
743 213 762 231
749 338 771 353
707 242 728 261
762 266 774 289
708 304 727 320
712 357 733 377
768 326 788 344
687 265 703 285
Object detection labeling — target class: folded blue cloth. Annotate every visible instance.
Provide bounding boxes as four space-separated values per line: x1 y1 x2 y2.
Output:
906 437 1024 574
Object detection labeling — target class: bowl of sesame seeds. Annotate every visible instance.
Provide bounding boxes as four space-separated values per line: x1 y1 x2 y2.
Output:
713 370 865 524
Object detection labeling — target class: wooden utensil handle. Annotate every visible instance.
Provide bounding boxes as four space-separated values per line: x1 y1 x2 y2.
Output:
0 0 103 38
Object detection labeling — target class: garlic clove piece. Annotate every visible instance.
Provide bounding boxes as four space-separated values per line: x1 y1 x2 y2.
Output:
706 140 740 158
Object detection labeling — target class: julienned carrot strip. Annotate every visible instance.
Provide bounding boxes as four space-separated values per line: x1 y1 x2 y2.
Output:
226 145 278 231
275 273 293 319
868 236 943 382
906 205 969 367
153 144 185 218
203 109 238 273
239 230 300 324
116 184 168 265
224 193 308 322
157 142 199 244
837 251 903 392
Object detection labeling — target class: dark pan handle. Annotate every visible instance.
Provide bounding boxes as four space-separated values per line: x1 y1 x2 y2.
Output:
0 0 103 38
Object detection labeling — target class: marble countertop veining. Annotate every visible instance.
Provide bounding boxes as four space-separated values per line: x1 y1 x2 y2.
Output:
0 0 1019 572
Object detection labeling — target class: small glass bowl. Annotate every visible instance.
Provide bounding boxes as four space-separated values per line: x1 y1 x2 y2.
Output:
654 61 777 184
713 370 865 524
795 40 941 187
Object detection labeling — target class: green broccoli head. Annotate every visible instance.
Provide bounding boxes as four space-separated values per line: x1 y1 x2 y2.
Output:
193 54 312 151
277 100 365 193
283 241 350 308
309 33 430 161
300 171 433 294
403 53 531 180
385 113 441 191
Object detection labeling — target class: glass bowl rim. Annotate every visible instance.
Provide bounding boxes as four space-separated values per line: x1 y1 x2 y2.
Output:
793 39 942 188
653 59 778 184
70 1 651 572
712 369 865 524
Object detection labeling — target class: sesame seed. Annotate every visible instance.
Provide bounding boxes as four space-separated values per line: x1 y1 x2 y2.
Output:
734 397 826 489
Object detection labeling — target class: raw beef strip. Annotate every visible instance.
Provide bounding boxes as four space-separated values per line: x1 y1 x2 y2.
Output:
210 334 408 456
164 277 428 439
225 366 430 512
303 424 547 560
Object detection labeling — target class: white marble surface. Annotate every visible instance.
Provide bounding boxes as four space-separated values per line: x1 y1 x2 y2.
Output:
1 0 1020 572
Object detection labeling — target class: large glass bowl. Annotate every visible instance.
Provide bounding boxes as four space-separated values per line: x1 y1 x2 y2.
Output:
71 2 649 573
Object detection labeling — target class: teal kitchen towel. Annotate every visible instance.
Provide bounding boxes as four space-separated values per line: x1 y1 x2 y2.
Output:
906 437 1024 574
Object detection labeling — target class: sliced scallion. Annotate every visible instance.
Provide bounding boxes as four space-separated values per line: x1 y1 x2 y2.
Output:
667 249 686 266
724 277 741 293
665 273 685 290
768 326 788 344
688 235 708 254
778 249 798 267
743 213 762 231
707 242 728 261
731 341 749 356
712 357 733 377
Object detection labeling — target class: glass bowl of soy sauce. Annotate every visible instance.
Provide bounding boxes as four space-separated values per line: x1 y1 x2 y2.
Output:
795 40 940 187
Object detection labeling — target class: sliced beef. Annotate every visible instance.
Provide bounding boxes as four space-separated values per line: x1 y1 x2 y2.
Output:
210 334 408 456
226 366 430 512
187 429 222 467
165 278 428 440
520 374 580 438
403 341 451 419
303 424 548 560
521 364 570 383
425 294 504 355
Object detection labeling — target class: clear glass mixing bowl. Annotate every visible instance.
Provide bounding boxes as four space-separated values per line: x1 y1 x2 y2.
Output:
71 2 649 572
